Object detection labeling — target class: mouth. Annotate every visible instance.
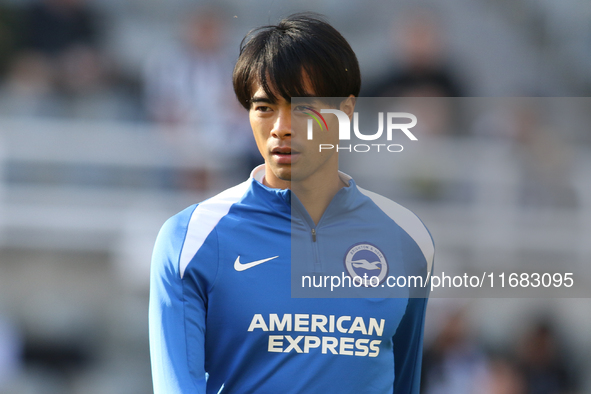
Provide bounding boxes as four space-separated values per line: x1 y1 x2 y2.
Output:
271 146 295 154
271 146 300 164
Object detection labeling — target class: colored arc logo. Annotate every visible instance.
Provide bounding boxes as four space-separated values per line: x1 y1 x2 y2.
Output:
303 106 329 131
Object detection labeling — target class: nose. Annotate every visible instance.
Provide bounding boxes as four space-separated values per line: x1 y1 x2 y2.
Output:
271 107 291 139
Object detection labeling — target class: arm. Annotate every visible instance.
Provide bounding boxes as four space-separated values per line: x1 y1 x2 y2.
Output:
149 207 207 394
393 239 431 394
392 297 429 394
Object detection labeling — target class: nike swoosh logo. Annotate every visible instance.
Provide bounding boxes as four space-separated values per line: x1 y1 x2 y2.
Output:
234 255 279 271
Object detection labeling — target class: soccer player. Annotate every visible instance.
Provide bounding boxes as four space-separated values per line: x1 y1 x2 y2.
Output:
149 13 434 393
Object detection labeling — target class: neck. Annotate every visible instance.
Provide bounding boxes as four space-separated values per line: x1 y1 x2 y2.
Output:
291 170 346 226
259 160 346 225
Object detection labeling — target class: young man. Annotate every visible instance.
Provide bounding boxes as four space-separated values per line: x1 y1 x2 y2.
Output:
150 14 434 393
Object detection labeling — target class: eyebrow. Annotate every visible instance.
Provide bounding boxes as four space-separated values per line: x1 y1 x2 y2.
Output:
250 96 274 104
250 93 320 105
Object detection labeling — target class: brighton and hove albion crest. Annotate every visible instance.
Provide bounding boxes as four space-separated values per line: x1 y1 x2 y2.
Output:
344 243 389 286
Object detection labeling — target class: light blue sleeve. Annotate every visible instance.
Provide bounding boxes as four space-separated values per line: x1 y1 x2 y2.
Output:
149 205 207 394
392 296 428 394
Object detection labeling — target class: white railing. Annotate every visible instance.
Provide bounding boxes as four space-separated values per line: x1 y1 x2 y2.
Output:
0 117 245 289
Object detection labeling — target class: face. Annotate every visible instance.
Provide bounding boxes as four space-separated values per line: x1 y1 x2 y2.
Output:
248 81 354 189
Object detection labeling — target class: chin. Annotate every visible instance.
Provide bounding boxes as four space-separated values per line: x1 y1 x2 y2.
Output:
270 167 292 182
277 172 292 182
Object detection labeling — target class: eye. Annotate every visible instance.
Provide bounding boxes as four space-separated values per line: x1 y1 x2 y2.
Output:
293 105 310 114
254 105 272 112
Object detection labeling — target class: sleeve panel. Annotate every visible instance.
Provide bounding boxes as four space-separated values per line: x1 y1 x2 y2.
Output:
149 206 207 394
393 297 428 394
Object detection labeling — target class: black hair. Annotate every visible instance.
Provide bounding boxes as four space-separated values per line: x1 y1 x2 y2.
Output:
233 13 361 109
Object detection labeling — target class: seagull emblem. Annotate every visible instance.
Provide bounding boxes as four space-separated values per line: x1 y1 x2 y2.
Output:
351 259 384 271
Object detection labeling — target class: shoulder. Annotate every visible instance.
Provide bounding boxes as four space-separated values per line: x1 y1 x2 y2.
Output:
151 204 199 285
356 186 434 271
151 179 254 286
173 179 253 278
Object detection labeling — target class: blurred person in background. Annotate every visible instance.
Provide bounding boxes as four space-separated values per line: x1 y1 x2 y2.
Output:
0 0 129 119
22 0 97 56
473 100 577 208
0 50 59 117
143 6 257 186
485 357 527 394
0 3 20 79
511 104 577 209
516 319 579 394
361 7 467 203
364 7 466 99
421 307 491 394
0 315 21 391
143 6 248 144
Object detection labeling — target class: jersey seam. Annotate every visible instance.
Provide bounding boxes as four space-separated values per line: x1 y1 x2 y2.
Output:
178 205 203 391
408 297 427 392
208 226 221 294
177 204 199 278
181 277 203 392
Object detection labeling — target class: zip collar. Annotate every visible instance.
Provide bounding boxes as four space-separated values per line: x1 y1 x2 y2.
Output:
249 164 361 227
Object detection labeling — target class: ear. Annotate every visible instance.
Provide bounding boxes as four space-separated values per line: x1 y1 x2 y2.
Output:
339 95 356 121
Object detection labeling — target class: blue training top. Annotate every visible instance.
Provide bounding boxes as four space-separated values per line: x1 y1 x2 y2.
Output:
149 165 434 394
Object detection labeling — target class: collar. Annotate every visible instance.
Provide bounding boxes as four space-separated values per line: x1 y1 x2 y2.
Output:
249 164 360 225
250 164 353 188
